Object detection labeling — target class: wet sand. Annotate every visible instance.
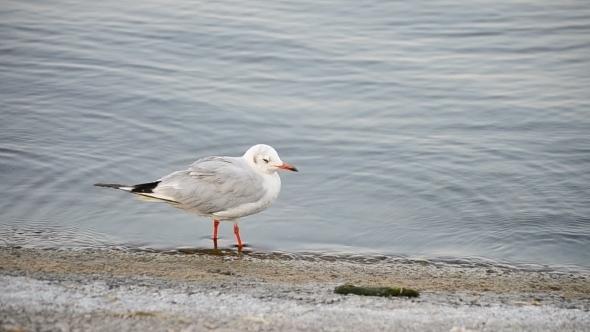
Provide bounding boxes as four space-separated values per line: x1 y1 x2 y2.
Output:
1 247 589 331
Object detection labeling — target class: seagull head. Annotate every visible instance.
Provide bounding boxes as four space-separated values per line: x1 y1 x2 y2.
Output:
244 144 298 174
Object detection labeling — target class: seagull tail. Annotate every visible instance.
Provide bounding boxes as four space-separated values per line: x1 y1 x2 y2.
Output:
93 181 161 193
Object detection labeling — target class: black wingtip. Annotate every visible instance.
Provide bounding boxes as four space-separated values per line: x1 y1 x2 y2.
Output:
94 183 125 189
130 181 161 193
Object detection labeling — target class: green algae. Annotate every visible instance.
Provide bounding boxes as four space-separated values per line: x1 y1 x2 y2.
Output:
334 284 419 298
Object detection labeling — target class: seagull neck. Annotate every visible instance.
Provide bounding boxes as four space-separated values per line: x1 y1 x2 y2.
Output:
240 155 267 175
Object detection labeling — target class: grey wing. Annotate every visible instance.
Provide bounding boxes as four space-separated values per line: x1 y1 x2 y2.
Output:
153 157 267 214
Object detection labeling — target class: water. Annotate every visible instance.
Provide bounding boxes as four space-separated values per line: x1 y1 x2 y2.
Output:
1 0 589 273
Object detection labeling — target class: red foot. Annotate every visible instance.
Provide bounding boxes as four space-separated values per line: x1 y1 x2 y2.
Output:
233 223 243 250
213 220 220 240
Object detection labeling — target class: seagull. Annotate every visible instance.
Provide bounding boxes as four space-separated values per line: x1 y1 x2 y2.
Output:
94 144 298 250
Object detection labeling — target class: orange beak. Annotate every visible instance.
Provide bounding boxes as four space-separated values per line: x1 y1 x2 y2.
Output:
278 162 298 172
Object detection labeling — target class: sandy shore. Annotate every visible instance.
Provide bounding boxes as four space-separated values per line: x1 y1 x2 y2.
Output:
1 247 589 331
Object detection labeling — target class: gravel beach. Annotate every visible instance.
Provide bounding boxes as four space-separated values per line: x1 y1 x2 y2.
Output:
1 247 589 331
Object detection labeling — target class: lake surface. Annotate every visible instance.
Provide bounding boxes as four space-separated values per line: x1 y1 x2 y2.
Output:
1 0 589 273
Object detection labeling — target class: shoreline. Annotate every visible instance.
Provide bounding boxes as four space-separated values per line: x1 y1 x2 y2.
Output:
2 247 589 296
1 247 589 331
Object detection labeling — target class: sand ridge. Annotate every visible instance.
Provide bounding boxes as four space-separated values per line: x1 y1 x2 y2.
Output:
1 247 589 298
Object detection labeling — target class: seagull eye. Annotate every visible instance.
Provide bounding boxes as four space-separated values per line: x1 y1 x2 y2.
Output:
262 157 270 163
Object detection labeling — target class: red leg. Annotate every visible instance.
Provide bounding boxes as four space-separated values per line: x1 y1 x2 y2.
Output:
213 220 220 240
233 222 243 250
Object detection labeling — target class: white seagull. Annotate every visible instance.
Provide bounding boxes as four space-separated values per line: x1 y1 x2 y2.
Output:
94 144 298 250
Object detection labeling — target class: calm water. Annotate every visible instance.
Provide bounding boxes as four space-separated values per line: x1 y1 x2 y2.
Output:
1 0 589 273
